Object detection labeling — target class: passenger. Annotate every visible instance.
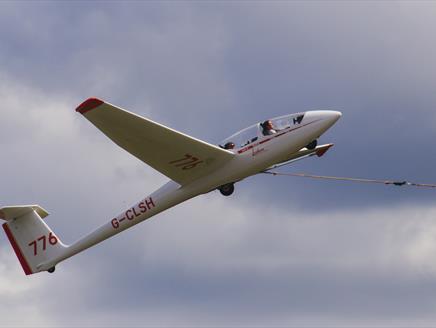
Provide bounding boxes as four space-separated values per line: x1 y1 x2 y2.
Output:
224 142 235 149
262 120 276 136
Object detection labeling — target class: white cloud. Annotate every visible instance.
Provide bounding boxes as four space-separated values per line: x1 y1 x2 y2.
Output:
0 248 55 327
137 194 436 278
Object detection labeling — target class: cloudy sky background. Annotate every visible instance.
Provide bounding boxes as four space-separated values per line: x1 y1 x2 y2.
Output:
2 1 436 326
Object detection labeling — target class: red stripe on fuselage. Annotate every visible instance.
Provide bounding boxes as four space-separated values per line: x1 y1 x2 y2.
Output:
237 120 319 154
2 223 33 275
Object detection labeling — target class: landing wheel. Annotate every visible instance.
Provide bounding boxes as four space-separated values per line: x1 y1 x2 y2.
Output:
306 139 318 150
48 267 55 273
219 183 234 196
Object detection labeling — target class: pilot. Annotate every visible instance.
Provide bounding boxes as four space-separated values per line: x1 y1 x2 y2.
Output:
224 142 235 149
262 120 276 136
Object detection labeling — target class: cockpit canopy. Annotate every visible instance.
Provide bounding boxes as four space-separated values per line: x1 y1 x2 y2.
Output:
220 112 305 150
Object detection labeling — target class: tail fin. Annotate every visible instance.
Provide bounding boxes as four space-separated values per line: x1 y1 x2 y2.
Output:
1 205 66 275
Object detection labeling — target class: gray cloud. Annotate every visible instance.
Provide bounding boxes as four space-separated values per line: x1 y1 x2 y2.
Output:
3 1 435 210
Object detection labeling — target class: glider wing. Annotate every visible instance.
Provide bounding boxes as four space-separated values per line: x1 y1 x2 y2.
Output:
76 98 234 185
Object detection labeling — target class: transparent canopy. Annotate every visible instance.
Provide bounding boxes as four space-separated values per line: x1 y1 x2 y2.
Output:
221 124 260 149
220 112 305 149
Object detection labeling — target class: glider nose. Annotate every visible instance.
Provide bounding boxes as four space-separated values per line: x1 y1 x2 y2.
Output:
306 110 342 126
304 110 341 136
325 111 342 126
321 111 342 133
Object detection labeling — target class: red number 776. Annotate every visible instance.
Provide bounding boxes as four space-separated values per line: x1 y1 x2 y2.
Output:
28 232 58 256
168 154 203 170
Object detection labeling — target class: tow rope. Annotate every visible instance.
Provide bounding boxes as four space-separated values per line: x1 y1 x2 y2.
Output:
263 171 436 189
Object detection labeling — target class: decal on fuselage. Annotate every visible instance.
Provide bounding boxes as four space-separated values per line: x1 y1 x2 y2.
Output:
111 197 156 229
251 147 266 157
293 115 304 125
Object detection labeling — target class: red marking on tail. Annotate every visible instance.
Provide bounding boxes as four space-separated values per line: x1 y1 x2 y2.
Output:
2 223 33 275
76 98 104 114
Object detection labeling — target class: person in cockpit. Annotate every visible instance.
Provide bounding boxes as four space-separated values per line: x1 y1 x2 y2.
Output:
261 120 277 136
224 142 235 149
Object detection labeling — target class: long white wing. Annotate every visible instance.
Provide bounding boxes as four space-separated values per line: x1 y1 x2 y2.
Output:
76 98 234 185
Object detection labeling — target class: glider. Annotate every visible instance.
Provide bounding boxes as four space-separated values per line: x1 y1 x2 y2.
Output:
1 98 341 275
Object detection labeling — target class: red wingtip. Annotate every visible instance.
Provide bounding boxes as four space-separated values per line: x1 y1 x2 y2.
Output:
76 97 104 114
2 223 33 275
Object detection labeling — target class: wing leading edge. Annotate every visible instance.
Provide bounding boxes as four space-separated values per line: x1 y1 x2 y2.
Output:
76 98 234 186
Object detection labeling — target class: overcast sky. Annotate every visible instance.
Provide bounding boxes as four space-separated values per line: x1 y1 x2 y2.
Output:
2 1 436 327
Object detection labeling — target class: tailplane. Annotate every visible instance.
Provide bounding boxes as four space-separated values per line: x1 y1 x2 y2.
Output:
1 205 66 275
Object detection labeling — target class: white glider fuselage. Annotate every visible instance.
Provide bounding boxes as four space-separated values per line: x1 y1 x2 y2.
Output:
37 110 341 271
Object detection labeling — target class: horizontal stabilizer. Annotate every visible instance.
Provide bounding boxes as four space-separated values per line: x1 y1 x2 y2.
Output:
0 205 49 221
